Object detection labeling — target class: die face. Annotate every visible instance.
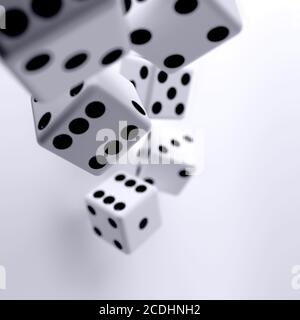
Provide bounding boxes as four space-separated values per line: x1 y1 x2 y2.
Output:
120 55 156 107
127 0 242 72
137 126 197 194
31 81 86 136
0 0 103 54
121 190 161 252
148 126 197 165
32 72 151 176
148 68 193 119
88 172 157 217
87 200 126 252
139 162 194 195
86 171 161 253
0 0 129 100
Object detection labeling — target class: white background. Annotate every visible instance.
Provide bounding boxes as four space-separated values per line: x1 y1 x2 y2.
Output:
0 0 300 299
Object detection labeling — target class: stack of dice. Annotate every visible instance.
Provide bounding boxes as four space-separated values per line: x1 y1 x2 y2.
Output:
0 0 242 254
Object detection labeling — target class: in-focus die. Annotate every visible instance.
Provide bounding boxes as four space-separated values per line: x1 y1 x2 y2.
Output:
126 0 242 72
0 0 129 100
31 71 150 175
137 124 199 195
86 171 161 254
121 55 194 119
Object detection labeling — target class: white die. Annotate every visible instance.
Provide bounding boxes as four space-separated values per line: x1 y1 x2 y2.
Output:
116 134 149 176
126 0 242 72
137 124 198 195
121 54 156 105
148 67 193 118
0 0 129 100
121 55 194 119
31 71 151 175
86 171 161 254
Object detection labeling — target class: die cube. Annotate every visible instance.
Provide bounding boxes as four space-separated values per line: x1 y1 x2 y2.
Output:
121 55 194 119
0 0 129 100
86 171 161 254
31 71 151 175
126 0 242 72
137 124 198 195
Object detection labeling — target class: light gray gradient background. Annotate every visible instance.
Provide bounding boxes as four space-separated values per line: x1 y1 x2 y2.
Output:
0 0 300 299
